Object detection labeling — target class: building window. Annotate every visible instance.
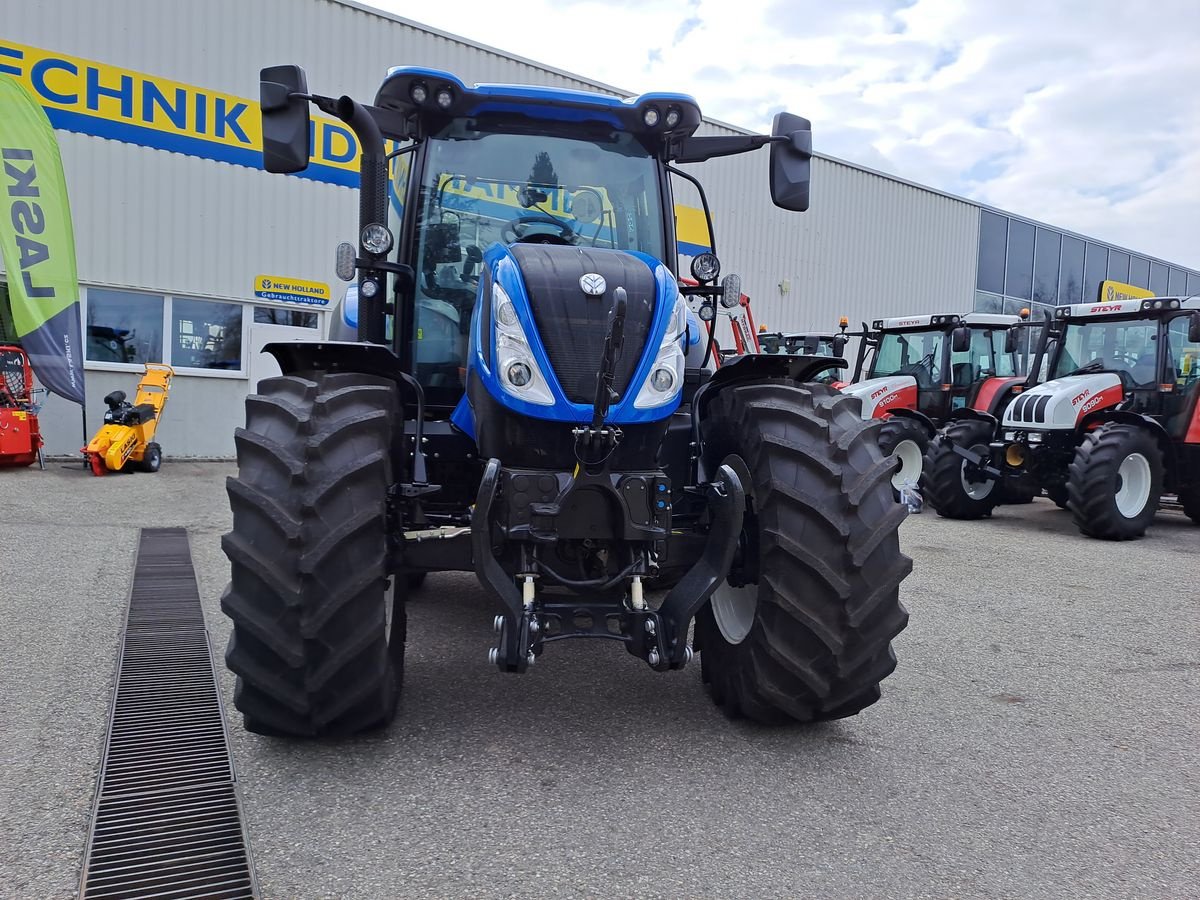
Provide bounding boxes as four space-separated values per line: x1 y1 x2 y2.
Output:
1168 268 1187 296
1032 227 1060 305
171 297 243 370
1149 262 1169 295
1107 250 1130 284
1128 256 1150 289
974 291 1003 314
1188 273 1200 297
976 211 1007 294
1059 235 1085 305
86 288 164 365
1083 243 1108 304
254 306 319 328
1004 219 1035 301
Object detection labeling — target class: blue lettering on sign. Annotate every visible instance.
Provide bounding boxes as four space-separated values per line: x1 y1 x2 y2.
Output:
142 81 187 129
86 67 134 118
0 45 22 77
321 124 356 164
214 97 249 143
31 57 78 104
2 148 56 299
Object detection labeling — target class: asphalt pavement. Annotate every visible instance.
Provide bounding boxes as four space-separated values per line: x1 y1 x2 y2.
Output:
1 461 1197 899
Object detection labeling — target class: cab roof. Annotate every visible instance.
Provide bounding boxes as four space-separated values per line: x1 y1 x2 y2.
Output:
871 312 1020 331
374 67 703 138
1055 296 1187 320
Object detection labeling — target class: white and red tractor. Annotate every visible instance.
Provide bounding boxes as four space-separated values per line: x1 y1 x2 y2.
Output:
923 297 1200 538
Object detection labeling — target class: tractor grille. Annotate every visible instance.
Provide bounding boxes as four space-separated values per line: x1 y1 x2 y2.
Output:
81 527 257 900
512 244 657 405
1010 392 1050 424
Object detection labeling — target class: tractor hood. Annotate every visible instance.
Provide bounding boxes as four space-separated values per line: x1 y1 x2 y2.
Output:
1002 373 1125 430
840 375 918 420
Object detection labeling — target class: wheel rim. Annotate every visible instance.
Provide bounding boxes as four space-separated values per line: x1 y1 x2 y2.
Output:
960 445 995 501
712 455 757 646
1114 452 1152 518
891 438 923 490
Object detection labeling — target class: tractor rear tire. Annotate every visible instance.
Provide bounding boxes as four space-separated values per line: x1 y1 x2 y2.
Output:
921 420 1000 519
695 381 911 724
877 416 930 495
221 373 402 737
1067 422 1162 540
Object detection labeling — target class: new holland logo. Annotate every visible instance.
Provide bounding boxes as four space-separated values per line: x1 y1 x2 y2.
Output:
579 273 606 296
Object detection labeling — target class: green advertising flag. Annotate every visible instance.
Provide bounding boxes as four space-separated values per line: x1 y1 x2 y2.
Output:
0 74 85 405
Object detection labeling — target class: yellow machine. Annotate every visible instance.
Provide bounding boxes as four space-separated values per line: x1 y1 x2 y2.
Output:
83 364 174 475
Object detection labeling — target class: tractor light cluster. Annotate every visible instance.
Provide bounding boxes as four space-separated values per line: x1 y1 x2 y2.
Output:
641 105 685 130
409 80 456 110
493 283 553 405
1027 432 1044 443
634 293 688 410
930 315 959 325
1142 298 1181 311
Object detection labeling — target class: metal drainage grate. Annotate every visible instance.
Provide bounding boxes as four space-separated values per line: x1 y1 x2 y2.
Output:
81 527 257 899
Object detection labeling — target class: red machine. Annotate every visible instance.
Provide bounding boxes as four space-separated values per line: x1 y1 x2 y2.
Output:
0 344 45 469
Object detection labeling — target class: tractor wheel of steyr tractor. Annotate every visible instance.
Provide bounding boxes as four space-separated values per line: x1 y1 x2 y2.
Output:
877 416 930 496
138 442 162 473
1178 486 1200 525
1066 422 1163 541
221 372 403 736
695 380 911 724
921 420 1001 519
1044 484 1070 509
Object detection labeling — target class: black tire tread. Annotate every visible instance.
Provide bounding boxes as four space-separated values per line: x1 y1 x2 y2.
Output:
922 419 1001 520
1179 485 1200 525
1067 422 1163 540
222 373 401 736
696 380 911 725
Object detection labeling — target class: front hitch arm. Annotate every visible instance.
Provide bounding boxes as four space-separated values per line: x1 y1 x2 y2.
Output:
952 443 1004 480
656 462 745 667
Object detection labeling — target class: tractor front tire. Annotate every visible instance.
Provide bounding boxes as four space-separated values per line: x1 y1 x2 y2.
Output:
921 420 1001 519
221 373 402 736
1067 422 1163 540
877 416 930 496
696 381 911 724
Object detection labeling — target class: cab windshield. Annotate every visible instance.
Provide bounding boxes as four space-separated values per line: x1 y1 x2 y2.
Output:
397 121 667 406
872 330 945 387
1053 318 1159 386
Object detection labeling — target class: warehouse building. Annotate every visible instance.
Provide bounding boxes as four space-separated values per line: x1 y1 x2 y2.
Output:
3 0 1198 456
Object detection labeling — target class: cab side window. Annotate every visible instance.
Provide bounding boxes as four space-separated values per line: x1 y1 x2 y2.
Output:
1167 317 1200 391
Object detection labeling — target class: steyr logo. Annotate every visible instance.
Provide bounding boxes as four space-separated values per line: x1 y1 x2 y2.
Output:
579 273 606 296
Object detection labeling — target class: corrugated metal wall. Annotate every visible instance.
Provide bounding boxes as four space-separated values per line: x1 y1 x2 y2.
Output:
5 0 979 454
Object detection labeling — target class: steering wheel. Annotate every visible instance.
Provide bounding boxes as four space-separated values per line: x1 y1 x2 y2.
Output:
503 214 575 245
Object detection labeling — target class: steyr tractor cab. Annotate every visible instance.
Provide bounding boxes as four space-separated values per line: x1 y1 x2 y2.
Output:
224 65 910 737
838 312 1027 492
927 297 1200 538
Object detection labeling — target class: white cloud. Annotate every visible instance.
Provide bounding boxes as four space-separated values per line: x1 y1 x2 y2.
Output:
369 0 1200 268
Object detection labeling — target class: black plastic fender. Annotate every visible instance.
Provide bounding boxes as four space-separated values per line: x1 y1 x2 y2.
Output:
886 406 937 436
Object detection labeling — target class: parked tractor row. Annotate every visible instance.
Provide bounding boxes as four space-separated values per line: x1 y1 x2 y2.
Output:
734 298 1200 540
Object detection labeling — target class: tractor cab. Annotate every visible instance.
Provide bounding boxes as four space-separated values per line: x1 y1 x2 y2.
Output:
756 331 848 383
843 312 1024 420
835 312 1024 492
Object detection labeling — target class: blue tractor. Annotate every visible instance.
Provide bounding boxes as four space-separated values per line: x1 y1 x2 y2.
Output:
222 65 911 736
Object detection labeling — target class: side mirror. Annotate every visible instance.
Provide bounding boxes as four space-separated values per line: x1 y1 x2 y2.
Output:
833 334 848 357
260 65 311 174
1189 311 1200 344
769 112 812 212
1005 326 1019 354
951 325 971 354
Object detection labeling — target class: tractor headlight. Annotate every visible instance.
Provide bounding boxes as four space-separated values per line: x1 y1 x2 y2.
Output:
1027 431 1044 443
361 223 393 255
634 294 687 409
493 283 554 405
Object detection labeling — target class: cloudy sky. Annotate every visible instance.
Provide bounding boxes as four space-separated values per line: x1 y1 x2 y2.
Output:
371 0 1199 269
